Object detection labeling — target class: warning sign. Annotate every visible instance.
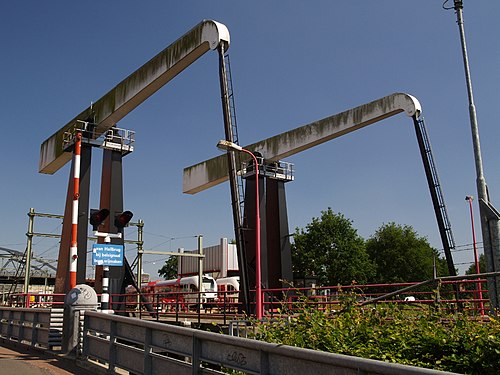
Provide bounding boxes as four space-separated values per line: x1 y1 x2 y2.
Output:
92 244 124 266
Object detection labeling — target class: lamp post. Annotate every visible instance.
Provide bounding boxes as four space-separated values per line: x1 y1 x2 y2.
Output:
449 0 500 308
217 140 263 319
465 195 484 315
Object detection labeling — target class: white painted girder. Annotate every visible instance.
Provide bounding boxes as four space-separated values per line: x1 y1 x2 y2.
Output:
39 20 229 174
183 92 421 194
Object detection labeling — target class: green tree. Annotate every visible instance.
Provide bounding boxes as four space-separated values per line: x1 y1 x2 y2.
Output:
465 253 486 275
463 253 487 296
291 208 374 286
158 256 178 279
366 222 449 283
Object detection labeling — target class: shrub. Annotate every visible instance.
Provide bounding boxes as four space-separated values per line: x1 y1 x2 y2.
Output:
252 292 500 374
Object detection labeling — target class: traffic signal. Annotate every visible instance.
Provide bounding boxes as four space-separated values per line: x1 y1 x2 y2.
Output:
115 210 133 229
89 208 110 231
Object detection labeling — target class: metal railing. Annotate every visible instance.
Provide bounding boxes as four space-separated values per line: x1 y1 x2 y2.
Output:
63 120 135 155
120 289 241 326
0 306 63 350
6 276 491 317
242 157 295 182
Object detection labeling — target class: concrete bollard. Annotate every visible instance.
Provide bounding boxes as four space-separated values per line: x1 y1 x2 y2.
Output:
62 284 98 355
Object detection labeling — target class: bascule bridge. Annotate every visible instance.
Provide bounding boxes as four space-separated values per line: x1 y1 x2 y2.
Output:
37 19 474 314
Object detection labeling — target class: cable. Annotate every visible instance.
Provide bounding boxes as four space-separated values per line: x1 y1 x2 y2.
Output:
36 242 60 257
442 0 454 11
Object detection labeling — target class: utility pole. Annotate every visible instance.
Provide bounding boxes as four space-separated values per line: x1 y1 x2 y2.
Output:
24 208 35 295
134 220 144 291
449 0 500 308
198 235 204 296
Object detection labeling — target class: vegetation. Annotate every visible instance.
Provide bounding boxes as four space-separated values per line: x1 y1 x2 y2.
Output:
466 253 486 275
291 208 375 285
158 256 178 279
252 293 500 374
291 210 450 286
366 222 450 283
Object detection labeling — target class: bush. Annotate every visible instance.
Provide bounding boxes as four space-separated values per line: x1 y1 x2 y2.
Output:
252 292 500 374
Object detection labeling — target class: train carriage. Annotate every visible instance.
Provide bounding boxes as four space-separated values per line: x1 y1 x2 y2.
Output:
216 276 240 311
134 275 218 311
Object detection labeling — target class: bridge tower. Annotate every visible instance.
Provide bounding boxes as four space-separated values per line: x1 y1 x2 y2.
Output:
54 122 135 301
38 20 230 300
241 157 294 294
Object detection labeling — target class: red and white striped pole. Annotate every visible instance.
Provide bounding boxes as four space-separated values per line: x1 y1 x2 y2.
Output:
69 132 82 289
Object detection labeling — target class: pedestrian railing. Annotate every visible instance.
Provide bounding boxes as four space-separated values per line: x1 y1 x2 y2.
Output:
0 306 63 350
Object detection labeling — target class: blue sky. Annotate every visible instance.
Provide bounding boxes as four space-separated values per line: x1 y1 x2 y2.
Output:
1 1 499 278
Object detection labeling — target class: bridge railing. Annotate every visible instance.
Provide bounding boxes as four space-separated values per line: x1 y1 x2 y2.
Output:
3 292 66 309
0 306 63 350
82 310 455 375
263 277 490 317
120 289 242 325
84 278 494 323
3 277 491 318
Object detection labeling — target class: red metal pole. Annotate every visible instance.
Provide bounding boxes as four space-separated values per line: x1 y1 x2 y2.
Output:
217 140 262 319
466 195 484 315
69 132 82 289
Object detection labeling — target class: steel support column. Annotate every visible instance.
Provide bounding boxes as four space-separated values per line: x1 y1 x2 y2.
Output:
243 173 293 302
93 148 138 314
94 149 125 312
266 178 293 288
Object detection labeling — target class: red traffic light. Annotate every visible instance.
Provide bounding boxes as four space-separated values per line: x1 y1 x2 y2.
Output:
89 208 110 230
115 211 133 229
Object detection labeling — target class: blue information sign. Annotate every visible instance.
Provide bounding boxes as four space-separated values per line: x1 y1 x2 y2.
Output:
92 244 124 266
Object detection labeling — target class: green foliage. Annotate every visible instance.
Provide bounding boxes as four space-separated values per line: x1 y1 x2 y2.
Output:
158 256 178 279
463 254 488 296
291 208 375 286
252 293 500 374
466 253 486 275
366 222 450 283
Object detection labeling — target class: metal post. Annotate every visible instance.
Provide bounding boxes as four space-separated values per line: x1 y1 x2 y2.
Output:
101 236 111 312
466 196 485 315
24 208 35 295
136 220 144 309
249 153 262 320
198 235 203 316
101 266 110 311
217 140 263 319
198 235 204 294
452 0 500 308
69 132 82 289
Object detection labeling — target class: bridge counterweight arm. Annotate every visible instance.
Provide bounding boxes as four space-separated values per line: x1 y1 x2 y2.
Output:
183 92 421 194
39 20 230 174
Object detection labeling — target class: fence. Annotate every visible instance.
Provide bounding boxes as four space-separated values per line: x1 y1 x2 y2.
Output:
117 277 490 323
4 276 490 324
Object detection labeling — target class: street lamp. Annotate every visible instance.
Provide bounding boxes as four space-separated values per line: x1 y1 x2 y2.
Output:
217 140 263 319
448 0 500 308
465 195 484 315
